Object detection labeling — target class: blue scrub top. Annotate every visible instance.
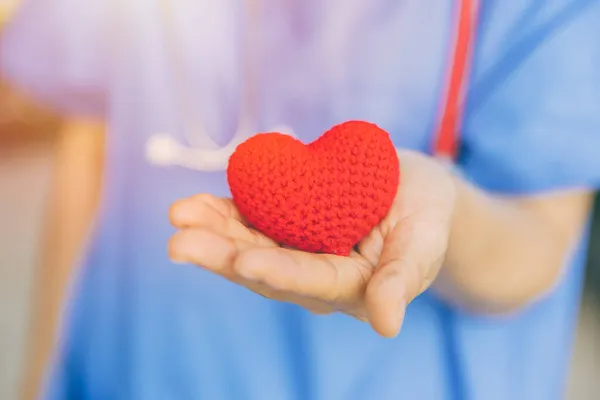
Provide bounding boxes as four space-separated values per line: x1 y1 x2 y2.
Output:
3 1 600 399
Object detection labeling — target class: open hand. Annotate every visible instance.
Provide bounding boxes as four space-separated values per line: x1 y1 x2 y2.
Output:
168 150 456 337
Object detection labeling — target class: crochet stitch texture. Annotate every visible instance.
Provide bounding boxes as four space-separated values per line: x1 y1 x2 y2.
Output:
227 120 400 256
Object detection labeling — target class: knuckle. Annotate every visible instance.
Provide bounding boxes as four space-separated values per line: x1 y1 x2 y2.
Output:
307 304 334 316
191 193 215 203
256 288 277 300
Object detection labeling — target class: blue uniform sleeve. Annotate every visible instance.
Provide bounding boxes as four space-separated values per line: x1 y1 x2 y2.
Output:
460 0 600 195
0 0 110 117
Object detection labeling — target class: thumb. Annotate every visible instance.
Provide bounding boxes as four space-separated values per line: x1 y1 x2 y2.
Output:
364 221 432 338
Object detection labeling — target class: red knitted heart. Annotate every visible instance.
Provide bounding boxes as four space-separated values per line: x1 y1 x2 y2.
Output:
227 120 400 256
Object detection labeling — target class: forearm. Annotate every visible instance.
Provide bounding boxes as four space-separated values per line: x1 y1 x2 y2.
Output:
21 201 84 400
435 172 592 314
20 120 104 400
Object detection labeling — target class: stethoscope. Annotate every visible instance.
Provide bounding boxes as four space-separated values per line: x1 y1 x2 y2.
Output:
144 0 478 172
432 2 480 400
144 1 480 398
145 0 295 171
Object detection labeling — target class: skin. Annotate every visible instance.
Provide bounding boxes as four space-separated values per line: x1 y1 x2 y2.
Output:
168 149 593 338
20 119 105 400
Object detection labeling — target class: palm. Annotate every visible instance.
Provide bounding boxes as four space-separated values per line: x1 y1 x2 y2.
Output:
169 150 455 337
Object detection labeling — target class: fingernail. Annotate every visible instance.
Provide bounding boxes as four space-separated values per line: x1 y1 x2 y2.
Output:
169 251 188 264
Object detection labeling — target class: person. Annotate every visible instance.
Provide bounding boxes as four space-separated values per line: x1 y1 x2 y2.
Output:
2 0 600 399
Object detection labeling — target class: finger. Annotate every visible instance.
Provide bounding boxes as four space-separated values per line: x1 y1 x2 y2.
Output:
170 195 276 247
169 229 338 315
365 220 442 338
170 194 247 228
252 287 336 316
168 228 285 299
232 247 372 306
168 228 261 276
356 225 385 266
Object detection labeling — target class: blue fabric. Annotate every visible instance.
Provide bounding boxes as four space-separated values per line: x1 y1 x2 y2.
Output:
2 1 600 399
461 0 600 193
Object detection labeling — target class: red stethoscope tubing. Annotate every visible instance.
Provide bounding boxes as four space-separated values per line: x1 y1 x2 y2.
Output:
435 3 480 399
434 0 479 160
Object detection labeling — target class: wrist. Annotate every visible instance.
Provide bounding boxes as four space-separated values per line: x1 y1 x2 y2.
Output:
428 162 480 308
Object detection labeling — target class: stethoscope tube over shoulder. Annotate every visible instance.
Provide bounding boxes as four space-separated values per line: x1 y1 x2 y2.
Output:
145 0 296 171
145 0 478 168
433 0 479 161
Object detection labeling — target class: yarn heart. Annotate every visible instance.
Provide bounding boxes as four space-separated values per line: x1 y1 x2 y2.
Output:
227 120 400 256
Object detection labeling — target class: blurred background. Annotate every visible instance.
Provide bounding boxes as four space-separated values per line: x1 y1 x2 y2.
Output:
1 1 599 399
